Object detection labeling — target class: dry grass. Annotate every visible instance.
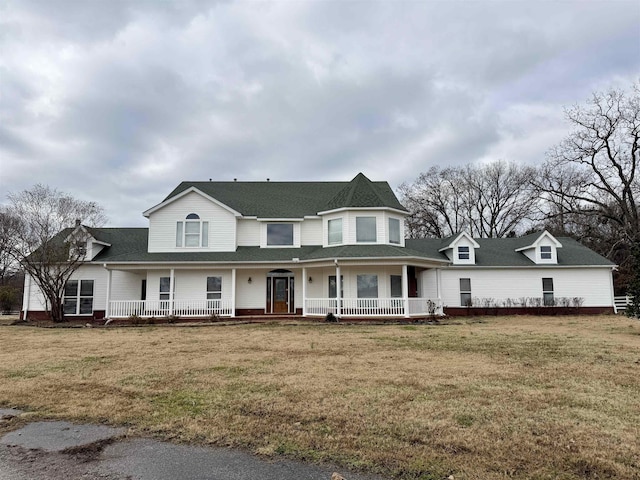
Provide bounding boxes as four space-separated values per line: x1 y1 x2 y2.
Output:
1 315 639 479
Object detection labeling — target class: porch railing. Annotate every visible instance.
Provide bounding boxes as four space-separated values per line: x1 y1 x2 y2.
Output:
305 298 442 317
109 300 233 318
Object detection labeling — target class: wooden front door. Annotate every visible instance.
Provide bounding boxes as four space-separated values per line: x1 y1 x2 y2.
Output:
273 277 289 313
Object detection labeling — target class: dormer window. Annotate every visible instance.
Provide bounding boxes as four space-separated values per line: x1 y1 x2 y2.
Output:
458 246 470 260
540 246 552 260
176 213 208 248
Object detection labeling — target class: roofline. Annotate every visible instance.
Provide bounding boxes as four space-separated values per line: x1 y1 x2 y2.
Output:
142 186 242 217
316 207 409 216
445 264 615 269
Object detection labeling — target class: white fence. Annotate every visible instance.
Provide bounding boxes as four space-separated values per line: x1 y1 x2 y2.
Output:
614 296 633 314
304 298 442 317
109 300 233 318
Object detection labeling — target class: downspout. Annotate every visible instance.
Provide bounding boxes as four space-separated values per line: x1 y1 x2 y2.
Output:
23 275 31 321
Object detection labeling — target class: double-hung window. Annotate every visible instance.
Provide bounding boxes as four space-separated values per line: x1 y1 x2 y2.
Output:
328 275 344 298
390 275 402 297
356 217 377 243
460 278 472 306
207 276 222 300
176 213 208 248
357 274 378 298
267 223 294 246
159 277 171 301
540 246 552 260
63 280 94 315
328 218 343 245
542 278 554 306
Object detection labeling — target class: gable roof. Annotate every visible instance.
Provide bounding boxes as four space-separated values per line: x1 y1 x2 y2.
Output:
159 173 406 218
514 230 562 251
438 231 480 251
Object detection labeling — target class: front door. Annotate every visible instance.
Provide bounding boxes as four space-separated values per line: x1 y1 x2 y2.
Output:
273 277 289 313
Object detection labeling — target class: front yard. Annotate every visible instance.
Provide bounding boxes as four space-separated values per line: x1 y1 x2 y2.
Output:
0 315 638 479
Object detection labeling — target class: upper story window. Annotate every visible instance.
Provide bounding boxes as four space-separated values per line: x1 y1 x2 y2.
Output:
267 223 294 246
458 246 470 260
328 218 343 245
540 246 552 260
389 218 401 245
356 217 377 243
176 213 208 248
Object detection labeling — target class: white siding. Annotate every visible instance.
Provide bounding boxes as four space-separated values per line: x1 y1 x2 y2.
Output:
237 219 260 246
110 271 145 301
147 191 237 252
420 269 438 299
440 268 614 307
301 219 322 245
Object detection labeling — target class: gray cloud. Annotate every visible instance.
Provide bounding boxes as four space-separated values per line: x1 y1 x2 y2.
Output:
1 0 638 226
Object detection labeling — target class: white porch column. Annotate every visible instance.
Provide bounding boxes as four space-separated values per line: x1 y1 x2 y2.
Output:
335 263 341 317
169 268 175 316
302 267 307 317
104 267 112 319
435 268 443 315
402 264 409 318
231 268 237 317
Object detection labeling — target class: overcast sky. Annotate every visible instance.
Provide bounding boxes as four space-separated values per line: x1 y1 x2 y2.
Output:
1 0 639 227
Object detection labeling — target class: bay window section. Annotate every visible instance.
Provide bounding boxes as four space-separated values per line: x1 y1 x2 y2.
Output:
328 275 344 298
356 217 377 243
267 223 294 246
328 218 343 245
389 218 401 244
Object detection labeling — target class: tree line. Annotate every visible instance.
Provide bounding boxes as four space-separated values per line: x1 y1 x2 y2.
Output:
398 83 639 312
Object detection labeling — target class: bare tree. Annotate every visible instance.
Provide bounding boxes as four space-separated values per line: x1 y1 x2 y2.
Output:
5 184 106 322
399 160 537 238
535 83 640 310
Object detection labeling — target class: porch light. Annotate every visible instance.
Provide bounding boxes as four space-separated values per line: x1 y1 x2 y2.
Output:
248 277 252 284
308 276 313 283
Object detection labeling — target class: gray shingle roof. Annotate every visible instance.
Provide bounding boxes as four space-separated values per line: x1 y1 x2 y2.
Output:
87 227 614 267
162 173 406 218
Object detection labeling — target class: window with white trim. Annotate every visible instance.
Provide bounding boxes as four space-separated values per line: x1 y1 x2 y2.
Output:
390 275 402 297
63 280 94 315
267 223 294 246
540 245 552 260
542 278 554 306
357 274 378 298
460 278 472 307
328 218 343 245
328 275 344 298
356 217 376 243
207 276 222 300
159 277 171 300
176 213 208 248
389 218 401 244
458 246 470 260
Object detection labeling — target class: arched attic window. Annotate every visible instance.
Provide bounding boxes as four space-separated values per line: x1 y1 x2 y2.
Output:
176 213 208 247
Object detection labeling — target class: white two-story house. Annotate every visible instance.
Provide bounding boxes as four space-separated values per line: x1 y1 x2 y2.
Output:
21 173 617 321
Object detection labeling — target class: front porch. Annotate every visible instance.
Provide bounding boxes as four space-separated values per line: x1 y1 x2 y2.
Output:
103 261 446 320
107 297 443 319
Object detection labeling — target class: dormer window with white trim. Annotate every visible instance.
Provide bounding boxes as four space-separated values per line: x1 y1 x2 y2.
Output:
458 246 470 260
176 213 209 248
540 246 552 260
